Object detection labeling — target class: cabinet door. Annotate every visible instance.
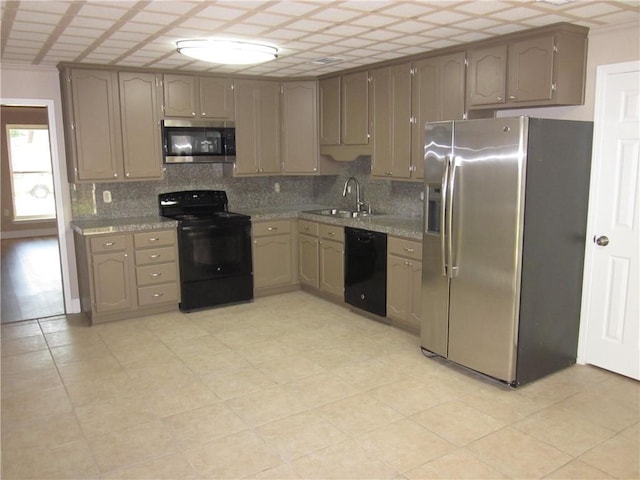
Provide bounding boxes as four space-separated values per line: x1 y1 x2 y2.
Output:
299 233 319 288
282 81 319 174
507 35 555 103
70 69 122 180
387 254 410 321
411 53 466 180
253 235 293 288
92 252 133 313
163 74 197 117
200 76 234 119
119 72 162 180
319 76 341 145
319 239 344 297
467 45 507 106
234 80 280 175
341 71 369 145
371 65 411 179
408 259 422 329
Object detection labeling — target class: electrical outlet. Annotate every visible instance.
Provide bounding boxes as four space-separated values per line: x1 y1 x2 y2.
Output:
420 192 424 200
103 190 112 203
274 182 280 193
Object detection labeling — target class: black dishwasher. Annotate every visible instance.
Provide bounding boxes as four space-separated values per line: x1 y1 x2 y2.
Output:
344 227 387 317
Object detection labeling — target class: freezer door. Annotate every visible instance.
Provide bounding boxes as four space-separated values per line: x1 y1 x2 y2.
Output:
447 117 526 383
421 121 453 356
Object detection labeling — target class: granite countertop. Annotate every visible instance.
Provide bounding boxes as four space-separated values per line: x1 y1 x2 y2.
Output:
71 216 178 235
72 207 423 240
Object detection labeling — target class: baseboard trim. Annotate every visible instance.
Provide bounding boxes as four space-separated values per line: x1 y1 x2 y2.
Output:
0 228 58 239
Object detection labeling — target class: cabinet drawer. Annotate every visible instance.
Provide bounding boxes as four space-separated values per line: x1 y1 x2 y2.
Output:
135 246 176 266
319 223 343 242
136 263 178 286
298 219 319 236
90 235 127 253
134 230 175 248
138 283 179 306
252 219 291 237
388 237 422 261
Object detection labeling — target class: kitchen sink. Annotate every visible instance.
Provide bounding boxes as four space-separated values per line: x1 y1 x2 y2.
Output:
306 208 372 218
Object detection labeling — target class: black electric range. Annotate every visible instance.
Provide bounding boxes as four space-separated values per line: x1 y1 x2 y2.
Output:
159 190 253 311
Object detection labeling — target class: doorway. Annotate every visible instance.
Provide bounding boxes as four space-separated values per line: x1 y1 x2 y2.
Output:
0 105 64 323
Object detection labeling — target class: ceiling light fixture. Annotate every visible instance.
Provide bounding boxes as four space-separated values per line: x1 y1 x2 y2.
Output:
176 39 278 65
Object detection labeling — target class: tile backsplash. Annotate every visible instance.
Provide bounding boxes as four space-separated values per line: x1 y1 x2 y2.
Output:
71 157 424 220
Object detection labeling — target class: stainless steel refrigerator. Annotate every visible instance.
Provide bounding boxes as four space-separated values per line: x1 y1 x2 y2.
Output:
421 116 593 387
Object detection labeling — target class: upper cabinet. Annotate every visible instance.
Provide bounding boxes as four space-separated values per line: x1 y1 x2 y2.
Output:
319 71 371 161
233 79 281 176
60 67 163 183
467 24 588 109
370 64 412 180
281 81 338 176
411 52 466 180
163 74 234 119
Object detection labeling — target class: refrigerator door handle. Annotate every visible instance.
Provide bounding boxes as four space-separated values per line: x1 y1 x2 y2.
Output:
440 156 451 277
447 156 459 278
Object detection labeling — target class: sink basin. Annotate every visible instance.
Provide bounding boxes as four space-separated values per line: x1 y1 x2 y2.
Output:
306 208 372 218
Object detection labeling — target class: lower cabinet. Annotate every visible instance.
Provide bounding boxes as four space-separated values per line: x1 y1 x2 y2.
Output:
298 219 344 301
251 219 298 296
74 228 179 324
387 236 422 333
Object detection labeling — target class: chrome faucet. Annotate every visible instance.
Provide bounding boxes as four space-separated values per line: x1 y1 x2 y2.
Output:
342 176 365 212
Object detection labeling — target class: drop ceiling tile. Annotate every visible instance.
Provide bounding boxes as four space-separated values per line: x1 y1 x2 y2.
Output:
63 26 108 37
359 29 404 41
424 26 468 38
564 3 628 17
324 24 369 37
340 1 400 13
5 40 42 51
301 33 343 45
454 31 494 43
351 14 400 28
130 11 178 25
197 5 251 21
19 1 71 15
142 1 202 15
308 7 364 22
378 2 437 18
220 24 271 36
6 31 50 42
262 2 322 17
482 23 530 36
243 12 294 27
108 31 154 42
70 17 117 29
267 29 305 41
521 14 572 27
490 7 544 21
387 20 435 34
286 19 333 32
595 10 640 23
10 22 56 35
335 37 377 48
453 1 512 15
14 10 63 25
170 18 226 31
420 10 474 25
77 4 130 20
421 38 458 49
56 36 96 47
119 22 166 33
454 18 503 31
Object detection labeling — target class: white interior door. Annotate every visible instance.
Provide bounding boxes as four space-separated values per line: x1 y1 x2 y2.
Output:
580 61 639 380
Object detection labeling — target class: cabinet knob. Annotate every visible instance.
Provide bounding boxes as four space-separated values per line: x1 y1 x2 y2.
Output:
268 227 278 231
104 242 115 246
148 237 159 242
191 112 196 116
152 293 164 298
404 247 414 253
149 254 161 259
113 173 118 178
150 272 162 278
509 95 516 100
497 96 503 101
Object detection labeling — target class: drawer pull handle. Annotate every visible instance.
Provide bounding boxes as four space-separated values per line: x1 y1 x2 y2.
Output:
268 227 278 231
304 226 310 230
152 293 164 298
104 242 115 246
328 232 335 236
404 248 414 253
148 237 159 242
150 273 162 278
149 254 161 259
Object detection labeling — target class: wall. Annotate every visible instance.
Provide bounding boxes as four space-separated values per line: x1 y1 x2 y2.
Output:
0 64 80 312
0 105 57 237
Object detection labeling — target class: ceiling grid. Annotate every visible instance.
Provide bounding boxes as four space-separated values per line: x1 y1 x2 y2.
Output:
0 0 638 77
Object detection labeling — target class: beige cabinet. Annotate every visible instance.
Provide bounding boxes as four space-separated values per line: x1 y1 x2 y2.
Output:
74 229 179 324
298 220 344 300
163 74 234 119
467 25 588 109
387 236 422 333
411 52 466 180
60 68 163 182
233 79 281 176
319 71 371 161
371 64 412 179
298 220 320 288
252 219 298 295
281 81 338 176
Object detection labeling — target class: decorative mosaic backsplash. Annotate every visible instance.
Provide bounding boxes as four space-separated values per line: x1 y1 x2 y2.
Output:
71 157 424 220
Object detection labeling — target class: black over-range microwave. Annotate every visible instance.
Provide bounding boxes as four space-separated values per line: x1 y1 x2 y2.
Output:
161 119 236 163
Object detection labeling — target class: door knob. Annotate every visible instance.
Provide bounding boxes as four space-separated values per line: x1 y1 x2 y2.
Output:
595 235 610 246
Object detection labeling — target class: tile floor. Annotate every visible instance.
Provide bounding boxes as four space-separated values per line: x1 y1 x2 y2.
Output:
1 291 638 479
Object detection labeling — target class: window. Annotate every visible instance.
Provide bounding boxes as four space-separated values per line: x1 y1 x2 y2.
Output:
6 125 55 220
